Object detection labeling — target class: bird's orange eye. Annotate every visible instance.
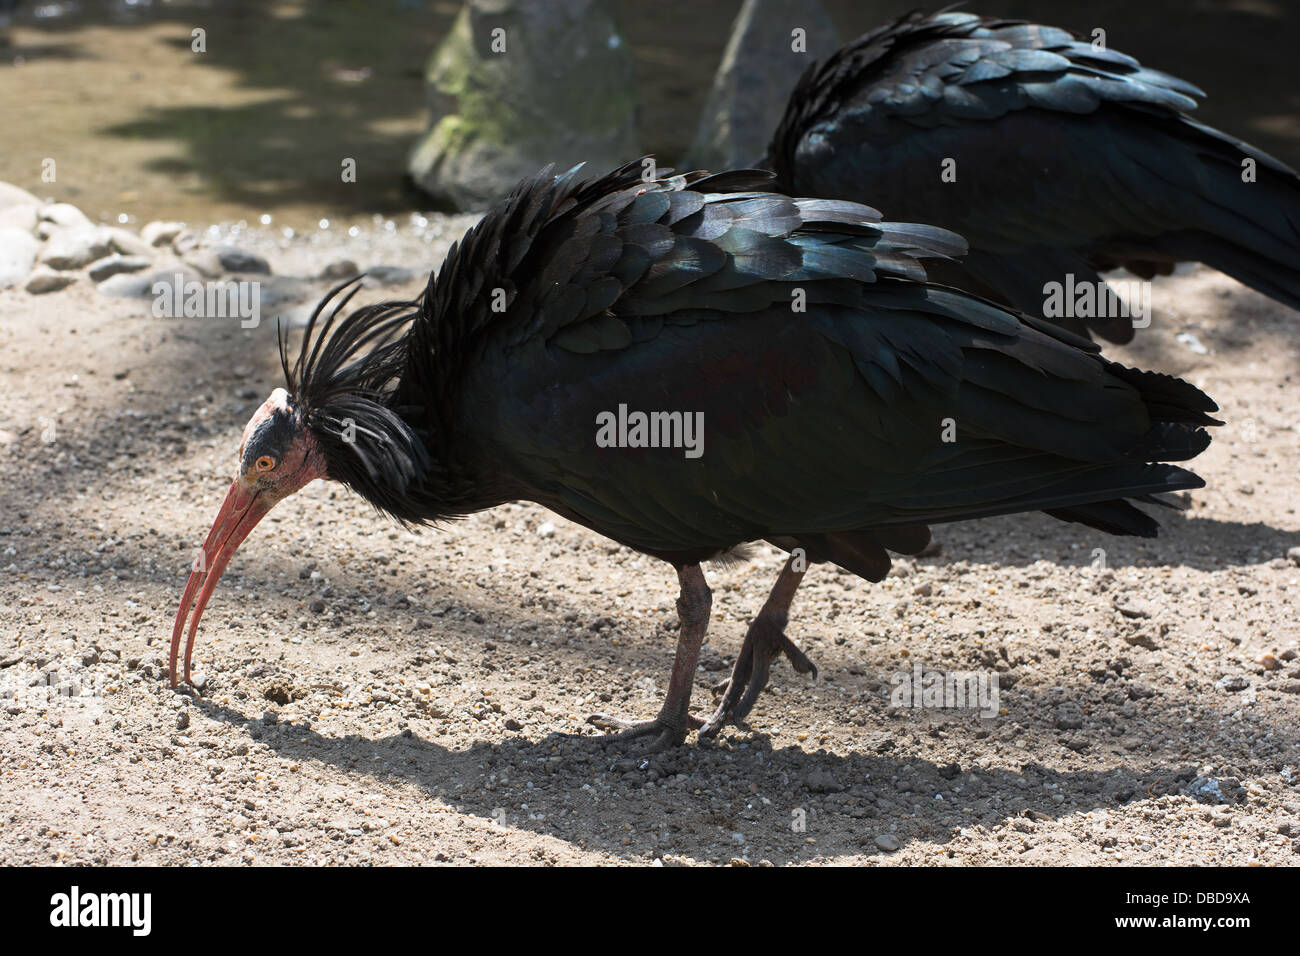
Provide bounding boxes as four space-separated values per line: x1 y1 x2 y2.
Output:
256 456 276 472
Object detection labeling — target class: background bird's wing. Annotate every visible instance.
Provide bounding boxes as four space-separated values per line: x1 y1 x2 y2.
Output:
772 10 1300 342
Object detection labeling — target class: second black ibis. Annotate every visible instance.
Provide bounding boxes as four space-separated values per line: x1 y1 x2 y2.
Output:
767 9 1300 343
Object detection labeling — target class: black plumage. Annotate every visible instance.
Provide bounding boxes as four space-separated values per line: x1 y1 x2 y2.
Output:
767 9 1300 342
174 161 1219 746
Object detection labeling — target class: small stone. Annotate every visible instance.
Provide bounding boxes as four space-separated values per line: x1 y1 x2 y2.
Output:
88 254 151 282
504 718 523 731
364 264 415 286
1259 653 1280 671
0 227 40 288
171 230 200 254
1127 682 1157 700
39 226 112 270
176 710 190 731
309 599 326 614
536 522 555 538
0 182 43 208
805 768 841 793
0 203 38 233
912 582 932 597
1216 674 1251 692
1124 629 1161 650
183 249 225 278
319 259 359 280
24 266 75 294
80 649 99 666
1286 547 1300 567
141 220 186 247
105 227 154 258
1116 598 1153 620
874 833 901 852
1055 705 1084 730
39 202 93 229
96 272 154 298
214 245 270 274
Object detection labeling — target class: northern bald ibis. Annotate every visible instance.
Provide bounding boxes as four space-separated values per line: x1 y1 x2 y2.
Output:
767 9 1300 343
171 161 1219 747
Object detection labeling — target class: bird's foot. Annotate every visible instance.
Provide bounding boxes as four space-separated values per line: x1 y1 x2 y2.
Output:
699 615 817 738
585 712 703 751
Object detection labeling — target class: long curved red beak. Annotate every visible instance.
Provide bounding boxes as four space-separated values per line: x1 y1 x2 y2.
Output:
170 480 275 688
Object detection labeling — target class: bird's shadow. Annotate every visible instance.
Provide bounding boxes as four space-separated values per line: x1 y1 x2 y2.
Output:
181 656 1291 864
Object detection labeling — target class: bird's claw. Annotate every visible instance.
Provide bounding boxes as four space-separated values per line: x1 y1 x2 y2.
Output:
700 616 817 738
584 712 703 751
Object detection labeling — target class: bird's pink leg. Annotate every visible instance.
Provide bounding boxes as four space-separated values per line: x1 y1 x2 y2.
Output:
699 556 815 737
588 563 712 750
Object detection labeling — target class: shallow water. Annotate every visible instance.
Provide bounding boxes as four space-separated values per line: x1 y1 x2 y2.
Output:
3 0 1298 229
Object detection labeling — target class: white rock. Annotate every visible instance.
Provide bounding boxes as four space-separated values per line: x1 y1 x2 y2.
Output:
214 245 270 275
0 227 40 288
0 204 38 233
96 272 155 298
183 249 224 278
105 226 154 258
25 267 77 294
38 226 112 270
88 254 151 282
0 182 42 209
141 220 186 247
39 202 94 229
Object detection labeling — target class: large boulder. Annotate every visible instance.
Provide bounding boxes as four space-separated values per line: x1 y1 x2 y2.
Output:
408 0 640 211
683 0 838 172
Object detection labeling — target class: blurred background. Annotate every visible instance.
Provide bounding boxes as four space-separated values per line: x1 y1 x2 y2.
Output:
2 0 1298 229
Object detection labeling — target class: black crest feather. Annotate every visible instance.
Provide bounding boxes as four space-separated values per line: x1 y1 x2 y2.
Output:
280 278 432 522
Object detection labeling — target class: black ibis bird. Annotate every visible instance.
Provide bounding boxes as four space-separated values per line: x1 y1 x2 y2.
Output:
767 9 1300 343
170 161 1219 748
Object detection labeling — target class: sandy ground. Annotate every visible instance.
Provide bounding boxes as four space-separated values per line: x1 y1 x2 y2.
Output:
1 225 1298 867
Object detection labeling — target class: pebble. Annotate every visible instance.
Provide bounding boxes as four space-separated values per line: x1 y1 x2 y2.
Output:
214 245 270 274
1116 598 1153 620
0 204 38 233
183 249 224 278
0 182 42 208
96 272 155 298
319 259 359 280
99 265 203 299
1054 705 1084 729
364 264 415 285
24 267 76 294
39 226 112 270
0 227 40 288
141 220 186 247
38 202 93 229
1287 547 1300 567
805 768 841 793
1215 674 1251 692
88 254 151 282
105 227 154 258
874 833 901 852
